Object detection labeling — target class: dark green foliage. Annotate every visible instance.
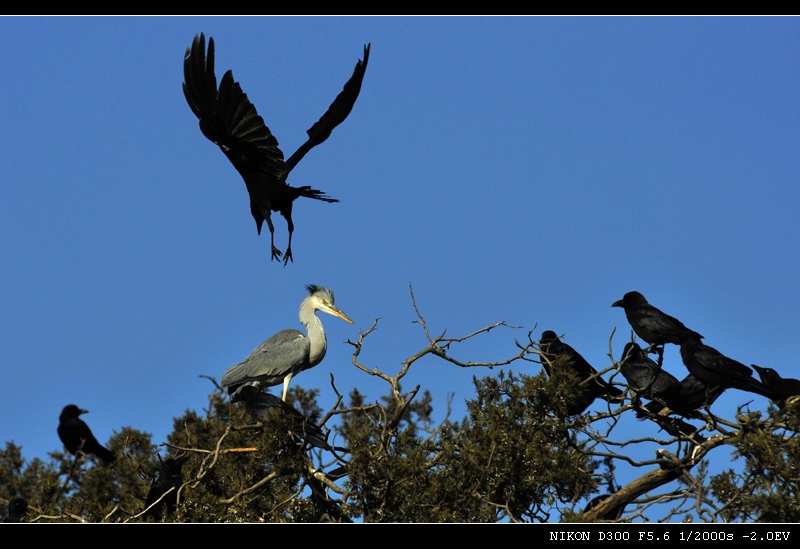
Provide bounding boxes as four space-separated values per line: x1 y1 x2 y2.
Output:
709 402 800 522
3 319 800 522
338 372 597 522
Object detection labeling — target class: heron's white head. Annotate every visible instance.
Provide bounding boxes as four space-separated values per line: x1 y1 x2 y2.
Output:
304 284 354 324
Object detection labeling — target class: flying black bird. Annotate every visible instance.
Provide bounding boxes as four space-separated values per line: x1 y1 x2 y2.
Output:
233 385 336 451
183 33 370 265
2 496 28 523
539 330 624 415
144 455 189 520
752 365 800 406
221 285 353 401
612 291 703 348
679 336 776 401
57 405 115 464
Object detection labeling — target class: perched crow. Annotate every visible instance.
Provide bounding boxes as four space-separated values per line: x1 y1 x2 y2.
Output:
233 385 336 451
638 372 724 423
2 496 28 523
582 493 627 521
144 455 189 520
619 342 682 402
752 365 800 406
183 33 370 265
620 343 710 435
539 330 623 415
57 405 115 464
612 291 703 348
679 336 776 401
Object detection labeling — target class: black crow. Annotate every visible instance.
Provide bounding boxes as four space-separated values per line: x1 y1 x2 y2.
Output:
612 291 703 348
670 373 725 416
233 385 336 451
752 365 800 407
57 404 115 464
539 330 624 415
679 336 776 401
620 343 711 438
2 496 28 523
638 371 725 420
183 33 370 265
619 341 682 403
582 493 627 521
144 455 189 520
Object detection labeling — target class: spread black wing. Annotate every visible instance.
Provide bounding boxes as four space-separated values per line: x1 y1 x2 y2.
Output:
182 34 367 264
286 44 371 171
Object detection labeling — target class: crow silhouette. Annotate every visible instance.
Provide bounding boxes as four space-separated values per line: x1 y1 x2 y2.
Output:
144 455 189 520
612 291 703 348
183 33 370 264
752 364 800 407
233 385 341 451
57 405 115 464
539 330 623 415
619 341 682 405
679 336 776 401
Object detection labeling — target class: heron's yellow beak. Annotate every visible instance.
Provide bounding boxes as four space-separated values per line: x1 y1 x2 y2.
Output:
328 306 354 324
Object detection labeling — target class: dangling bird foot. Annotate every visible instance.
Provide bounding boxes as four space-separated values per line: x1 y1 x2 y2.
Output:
283 247 294 266
271 246 283 262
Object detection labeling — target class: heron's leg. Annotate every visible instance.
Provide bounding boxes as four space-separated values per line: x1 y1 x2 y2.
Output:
281 372 293 402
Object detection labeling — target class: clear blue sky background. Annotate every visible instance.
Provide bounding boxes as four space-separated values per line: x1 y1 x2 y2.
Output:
2 17 798 518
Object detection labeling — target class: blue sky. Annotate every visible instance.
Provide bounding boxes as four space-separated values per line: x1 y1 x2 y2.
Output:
2 17 798 517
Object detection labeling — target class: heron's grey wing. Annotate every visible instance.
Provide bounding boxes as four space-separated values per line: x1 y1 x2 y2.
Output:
285 44 370 172
221 329 310 388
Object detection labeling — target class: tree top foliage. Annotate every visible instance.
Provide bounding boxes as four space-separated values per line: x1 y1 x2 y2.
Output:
3 287 799 523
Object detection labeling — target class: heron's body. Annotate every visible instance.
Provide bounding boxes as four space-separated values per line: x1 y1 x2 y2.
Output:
183 33 370 264
221 285 353 401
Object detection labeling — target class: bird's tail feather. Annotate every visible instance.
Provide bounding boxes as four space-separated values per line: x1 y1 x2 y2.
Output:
296 186 339 203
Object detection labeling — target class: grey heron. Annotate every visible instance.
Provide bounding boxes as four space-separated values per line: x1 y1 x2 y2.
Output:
221 284 354 401
182 33 370 265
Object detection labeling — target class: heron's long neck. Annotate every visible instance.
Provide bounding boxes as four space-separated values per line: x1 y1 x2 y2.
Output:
304 312 327 367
